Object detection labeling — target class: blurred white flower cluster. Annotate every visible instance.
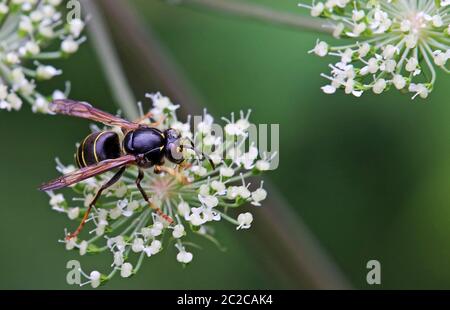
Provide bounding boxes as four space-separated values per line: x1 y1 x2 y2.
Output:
48 93 272 287
299 0 449 99
0 0 85 113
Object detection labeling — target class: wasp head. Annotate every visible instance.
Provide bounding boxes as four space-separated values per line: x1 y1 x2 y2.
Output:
164 128 184 164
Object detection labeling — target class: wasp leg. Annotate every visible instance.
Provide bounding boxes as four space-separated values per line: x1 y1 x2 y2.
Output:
65 167 126 240
136 169 174 225
134 112 165 127
154 165 190 185
178 161 192 172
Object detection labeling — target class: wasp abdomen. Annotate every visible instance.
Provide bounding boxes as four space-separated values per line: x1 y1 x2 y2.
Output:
75 131 121 168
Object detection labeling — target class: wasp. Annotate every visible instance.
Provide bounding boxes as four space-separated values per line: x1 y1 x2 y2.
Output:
39 99 213 240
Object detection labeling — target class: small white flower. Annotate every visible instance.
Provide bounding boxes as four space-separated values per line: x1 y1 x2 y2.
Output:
19 17 33 33
61 38 79 54
310 2 324 17
211 180 226 194
383 60 397 73
36 65 62 80
352 10 365 22
140 227 153 239
172 224 185 239
251 187 267 206
406 58 419 72
433 50 449 66
321 85 336 94
89 271 101 288
350 22 366 37
177 201 190 217
79 240 88 256
147 92 179 117
31 97 48 113
150 240 162 254
409 83 429 99
52 90 66 100
0 3 9 14
0 85 7 100
144 240 162 257
340 49 353 64
120 263 133 278
24 41 41 55
432 15 443 28
69 19 85 38
176 245 193 264
358 43 371 58
392 75 406 90
333 23 345 38
110 198 131 218
237 212 253 230
49 193 65 208
220 166 234 177
382 45 398 59
367 58 379 74
7 93 23 111
310 40 328 57
67 207 79 220
150 222 164 237
191 165 207 176
114 252 124 267
199 184 210 196
372 79 387 94
198 194 219 208
5 53 20 65
131 238 145 253
237 186 251 199
39 24 54 38
255 160 270 171
65 238 77 251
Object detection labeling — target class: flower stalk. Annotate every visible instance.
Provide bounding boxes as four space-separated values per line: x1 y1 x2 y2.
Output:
169 0 331 34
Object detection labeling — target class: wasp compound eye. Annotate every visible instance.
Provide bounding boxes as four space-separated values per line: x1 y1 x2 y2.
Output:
166 141 184 164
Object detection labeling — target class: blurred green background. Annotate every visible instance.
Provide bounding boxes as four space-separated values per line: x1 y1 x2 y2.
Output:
1 0 450 289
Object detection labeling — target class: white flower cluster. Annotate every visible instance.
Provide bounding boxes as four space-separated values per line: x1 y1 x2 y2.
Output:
47 93 272 288
0 0 85 113
299 0 450 99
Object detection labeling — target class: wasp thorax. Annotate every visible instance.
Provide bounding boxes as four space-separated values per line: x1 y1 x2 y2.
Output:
123 127 166 164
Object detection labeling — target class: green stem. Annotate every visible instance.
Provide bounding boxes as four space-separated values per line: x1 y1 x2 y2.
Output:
167 0 331 34
79 0 139 119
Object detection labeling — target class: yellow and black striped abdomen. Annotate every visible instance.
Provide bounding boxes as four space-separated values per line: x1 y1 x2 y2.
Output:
75 131 122 168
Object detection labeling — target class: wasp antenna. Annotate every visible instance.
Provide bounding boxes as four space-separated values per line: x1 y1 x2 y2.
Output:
183 145 215 170
202 151 216 170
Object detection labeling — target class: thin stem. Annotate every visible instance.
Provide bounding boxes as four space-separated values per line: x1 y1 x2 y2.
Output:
28 52 63 60
167 0 332 34
80 0 139 119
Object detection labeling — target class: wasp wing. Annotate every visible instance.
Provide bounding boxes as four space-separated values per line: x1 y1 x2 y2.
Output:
39 155 136 191
50 99 139 130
